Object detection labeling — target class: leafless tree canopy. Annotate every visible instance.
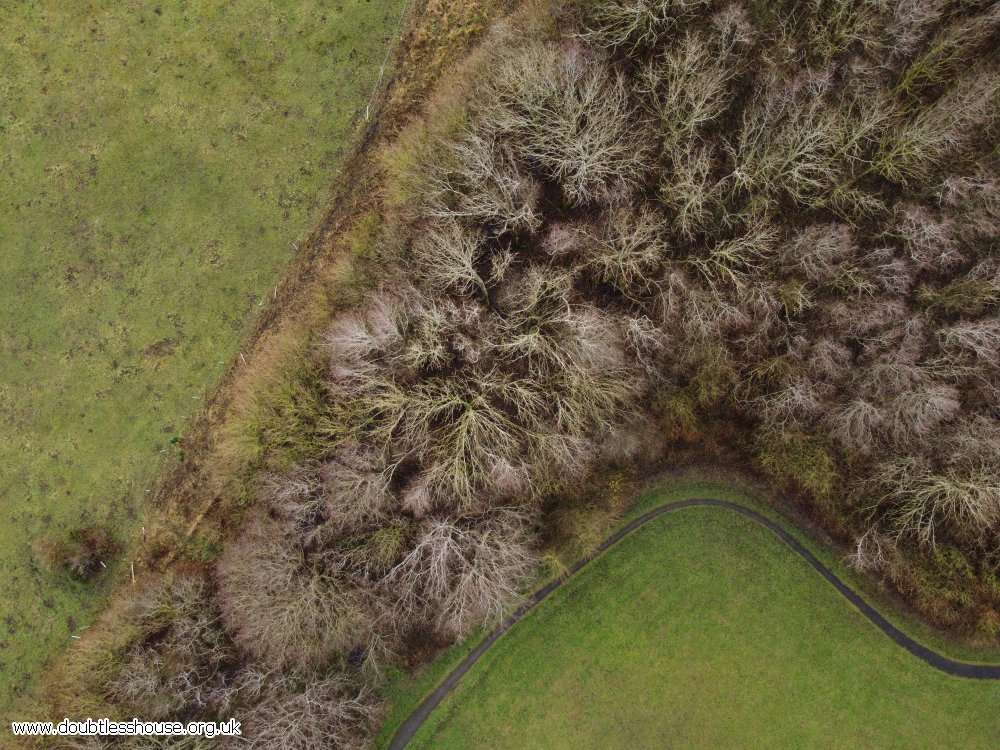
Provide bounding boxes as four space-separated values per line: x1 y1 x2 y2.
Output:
217 518 374 671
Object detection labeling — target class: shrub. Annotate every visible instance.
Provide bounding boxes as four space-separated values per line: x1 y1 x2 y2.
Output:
225 342 344 477
37 525 119 580
755 429 837 504
52 574 230 722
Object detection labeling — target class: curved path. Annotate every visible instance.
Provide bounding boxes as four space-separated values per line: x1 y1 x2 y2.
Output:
388 498 1000 749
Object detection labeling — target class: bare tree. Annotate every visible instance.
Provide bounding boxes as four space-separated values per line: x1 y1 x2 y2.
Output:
638 29 741 150
881 459 1000 546
326 292 405 384
229 670 382 750
733 68 887 211
780 223 855 283
755 378 829 433
895 204 964 273
579 0 713 53
806 338 854 381
819 297 907 338
110 576 231 721
937 175 1000 244
319 445 395 527
478 41 651 204
577 204 668 296
217 518 373 670
939 320 1000 367
381 508 538 636
893 8 1000 96
887 384 961 446
685 214 778 290
410 218 488 298
261 469 325 532
848 526 893 574
884 0 947 59
876 72 999 186
658 145 719 240
422 132 542 235
827 398 886 456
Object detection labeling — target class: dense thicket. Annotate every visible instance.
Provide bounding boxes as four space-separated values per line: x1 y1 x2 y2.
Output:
48 1 1000 747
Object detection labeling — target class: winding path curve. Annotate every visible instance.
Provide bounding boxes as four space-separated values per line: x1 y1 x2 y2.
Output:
388 498 1000 750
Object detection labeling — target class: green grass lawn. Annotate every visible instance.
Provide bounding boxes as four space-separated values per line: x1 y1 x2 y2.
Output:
387 482 1000 749
0 0 407 717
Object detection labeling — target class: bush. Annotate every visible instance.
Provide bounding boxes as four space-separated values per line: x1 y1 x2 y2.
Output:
52 574 230 722
37 525 119 580
755 429 837 505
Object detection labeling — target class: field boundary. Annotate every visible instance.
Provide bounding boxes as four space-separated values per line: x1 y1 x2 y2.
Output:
150 0 429 568
388 498 1000 750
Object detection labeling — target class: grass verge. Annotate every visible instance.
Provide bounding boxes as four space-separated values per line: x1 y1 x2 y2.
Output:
376 471 1000 749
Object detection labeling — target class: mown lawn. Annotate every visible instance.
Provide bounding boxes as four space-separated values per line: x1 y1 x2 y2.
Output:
394 486 1000 749
0 0 407 716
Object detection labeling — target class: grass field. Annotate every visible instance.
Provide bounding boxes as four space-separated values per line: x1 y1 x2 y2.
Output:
382 481 1000 749
0 0 407 717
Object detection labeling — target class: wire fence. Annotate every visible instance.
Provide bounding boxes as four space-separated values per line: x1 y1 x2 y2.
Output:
365 0 415 122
